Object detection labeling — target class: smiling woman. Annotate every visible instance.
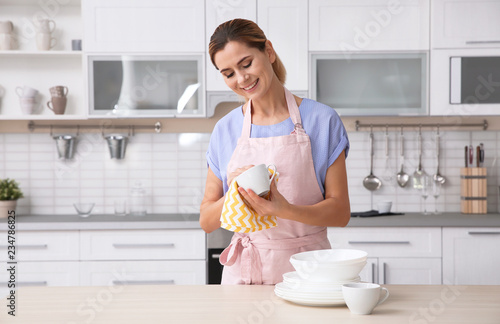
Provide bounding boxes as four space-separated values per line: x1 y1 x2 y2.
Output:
200 19 351 285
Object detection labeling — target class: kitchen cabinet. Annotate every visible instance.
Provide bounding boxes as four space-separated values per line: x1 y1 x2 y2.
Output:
443 227 500 285
431 0 500 49
0 1 85 120
327 227 442 285
82 0 205 53
309 0 430 52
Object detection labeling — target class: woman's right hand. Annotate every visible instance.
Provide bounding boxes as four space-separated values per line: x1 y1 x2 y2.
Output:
227 165 254 187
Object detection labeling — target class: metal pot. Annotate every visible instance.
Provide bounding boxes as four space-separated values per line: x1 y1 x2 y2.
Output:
53 135 75 159
105 134 128 159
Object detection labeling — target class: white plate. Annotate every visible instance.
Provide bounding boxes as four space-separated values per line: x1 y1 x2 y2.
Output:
274 288 346 307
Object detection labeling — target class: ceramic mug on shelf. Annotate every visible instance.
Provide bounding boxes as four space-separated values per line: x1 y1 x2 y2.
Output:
47 96 67 115
19 97 38 115
0 33 13 50
49 85 69 97
236 164 278 197
35 18 56 33
16 85 39 98
0 21 13 34
36 32 57 50
342 283 390 315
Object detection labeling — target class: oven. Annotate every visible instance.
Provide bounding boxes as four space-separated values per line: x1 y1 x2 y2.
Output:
206 228 233 284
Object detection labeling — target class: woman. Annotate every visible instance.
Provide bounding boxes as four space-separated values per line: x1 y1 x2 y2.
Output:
200 19 350 285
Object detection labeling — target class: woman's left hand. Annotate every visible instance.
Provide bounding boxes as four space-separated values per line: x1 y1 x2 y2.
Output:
237 178 290 217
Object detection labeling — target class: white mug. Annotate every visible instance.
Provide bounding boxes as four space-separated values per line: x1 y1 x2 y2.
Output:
342 283 390 315
0 21 13 34
236 164 278 197
0 33 13 50
16 85 38 98
36 18 56 33
36 32 57 50
19 98 38 115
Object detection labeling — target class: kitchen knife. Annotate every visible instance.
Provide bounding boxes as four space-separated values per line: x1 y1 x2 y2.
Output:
465 146 468 167
480 143 485 167
477 145 481 167
469 145 473 167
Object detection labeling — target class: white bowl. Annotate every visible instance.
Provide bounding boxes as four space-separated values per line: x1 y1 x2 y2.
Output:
282 271 361 291
291 249 368 265
73 203 95 217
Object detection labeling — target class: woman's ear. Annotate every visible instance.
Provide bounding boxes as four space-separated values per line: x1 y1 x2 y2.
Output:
265 40 276 64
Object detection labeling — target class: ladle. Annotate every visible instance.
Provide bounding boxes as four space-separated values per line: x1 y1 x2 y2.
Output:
433 129 446 184
412 127 426 189
396 128 410 187
363 129 382 191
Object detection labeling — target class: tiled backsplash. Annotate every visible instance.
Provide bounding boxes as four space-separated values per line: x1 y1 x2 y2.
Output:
0 130 499 215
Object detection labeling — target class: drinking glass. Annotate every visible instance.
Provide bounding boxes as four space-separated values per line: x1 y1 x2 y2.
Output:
432 181 442 214
420 175 430 215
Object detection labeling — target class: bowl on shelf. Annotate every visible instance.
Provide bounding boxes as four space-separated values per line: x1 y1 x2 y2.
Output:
73 203 94 217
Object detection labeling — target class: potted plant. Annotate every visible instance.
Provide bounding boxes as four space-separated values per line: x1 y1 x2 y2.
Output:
0 178 24 218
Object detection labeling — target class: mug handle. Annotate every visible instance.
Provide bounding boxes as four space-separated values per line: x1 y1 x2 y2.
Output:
376 287 390 306
63 86 69 97
15 86 23 97
267 164 277 183
47 100 54 111
50 37 57 49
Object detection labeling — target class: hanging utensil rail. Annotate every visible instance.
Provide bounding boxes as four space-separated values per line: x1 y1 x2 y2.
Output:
355 120 488 131
27 121 162 134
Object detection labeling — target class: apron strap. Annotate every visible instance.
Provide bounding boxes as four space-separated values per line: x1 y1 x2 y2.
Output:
240 88 303 139
219 229 328 285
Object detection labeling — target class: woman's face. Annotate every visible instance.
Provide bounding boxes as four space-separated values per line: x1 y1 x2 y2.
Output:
213 40 276 101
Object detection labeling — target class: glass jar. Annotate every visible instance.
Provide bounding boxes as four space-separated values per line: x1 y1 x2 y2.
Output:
129 181 146 216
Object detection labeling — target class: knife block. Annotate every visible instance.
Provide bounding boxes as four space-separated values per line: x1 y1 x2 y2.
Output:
460 167 487 214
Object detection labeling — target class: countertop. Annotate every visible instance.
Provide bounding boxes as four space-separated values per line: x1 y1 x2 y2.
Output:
1 212 500 231
1 284 499 323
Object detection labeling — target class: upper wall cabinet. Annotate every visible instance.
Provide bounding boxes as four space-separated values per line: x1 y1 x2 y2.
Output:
431 0 500 49
205 0 257 92
258 0 308 92
83 0 205 53
309 0 430 51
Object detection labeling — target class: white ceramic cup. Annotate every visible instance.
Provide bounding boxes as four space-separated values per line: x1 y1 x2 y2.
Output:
16 85 38 98
377 201 392 214
36 32 57 50
342 283 390 315
0 21 13 34
0 33 13 50
236 164 278 197
36 18 56 33
19 98 38 114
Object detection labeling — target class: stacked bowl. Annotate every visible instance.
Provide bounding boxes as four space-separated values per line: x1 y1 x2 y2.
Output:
274 249 368 306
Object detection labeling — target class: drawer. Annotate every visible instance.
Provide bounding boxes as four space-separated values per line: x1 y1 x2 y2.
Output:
327 227 441 257
0 231 79 261
79 260 206 286
80 229 206 261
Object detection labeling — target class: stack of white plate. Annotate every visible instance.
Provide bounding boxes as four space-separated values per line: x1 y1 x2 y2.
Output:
274 271 360 306
274 249 368 307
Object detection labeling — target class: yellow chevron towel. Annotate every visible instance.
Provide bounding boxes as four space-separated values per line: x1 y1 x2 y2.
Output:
220 171 278 233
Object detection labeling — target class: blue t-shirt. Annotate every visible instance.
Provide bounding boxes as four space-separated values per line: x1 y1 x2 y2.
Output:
206 98 349 195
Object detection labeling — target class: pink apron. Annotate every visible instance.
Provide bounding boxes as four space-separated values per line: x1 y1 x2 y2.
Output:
219 88 331 285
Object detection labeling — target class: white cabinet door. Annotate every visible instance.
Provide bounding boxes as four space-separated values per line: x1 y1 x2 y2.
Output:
379 258 442 285
83 0 205 52
258 0 308 91
309 0 430 51
79 260 206 286
205 0 257 91
431 0 500 49
443 228 500 285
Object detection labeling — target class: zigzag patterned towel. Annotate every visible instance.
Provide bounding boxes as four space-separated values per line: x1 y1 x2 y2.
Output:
220 178 277 233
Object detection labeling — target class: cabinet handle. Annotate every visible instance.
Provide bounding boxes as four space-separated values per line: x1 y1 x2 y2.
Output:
465 40 500 45
371 262 375 284
382 262 387 285
112 243 175 249
211 254 221 259
0 244 48 249
112 280 175 285
348 241 410 245
468 231 500 235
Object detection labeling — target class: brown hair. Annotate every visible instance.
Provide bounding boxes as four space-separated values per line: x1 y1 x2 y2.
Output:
209 19 286 85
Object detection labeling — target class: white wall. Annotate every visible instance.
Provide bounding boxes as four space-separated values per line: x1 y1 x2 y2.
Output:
0 129 498 215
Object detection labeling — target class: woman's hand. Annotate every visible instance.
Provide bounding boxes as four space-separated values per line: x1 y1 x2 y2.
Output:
237 178 290 217
227 165 254 188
